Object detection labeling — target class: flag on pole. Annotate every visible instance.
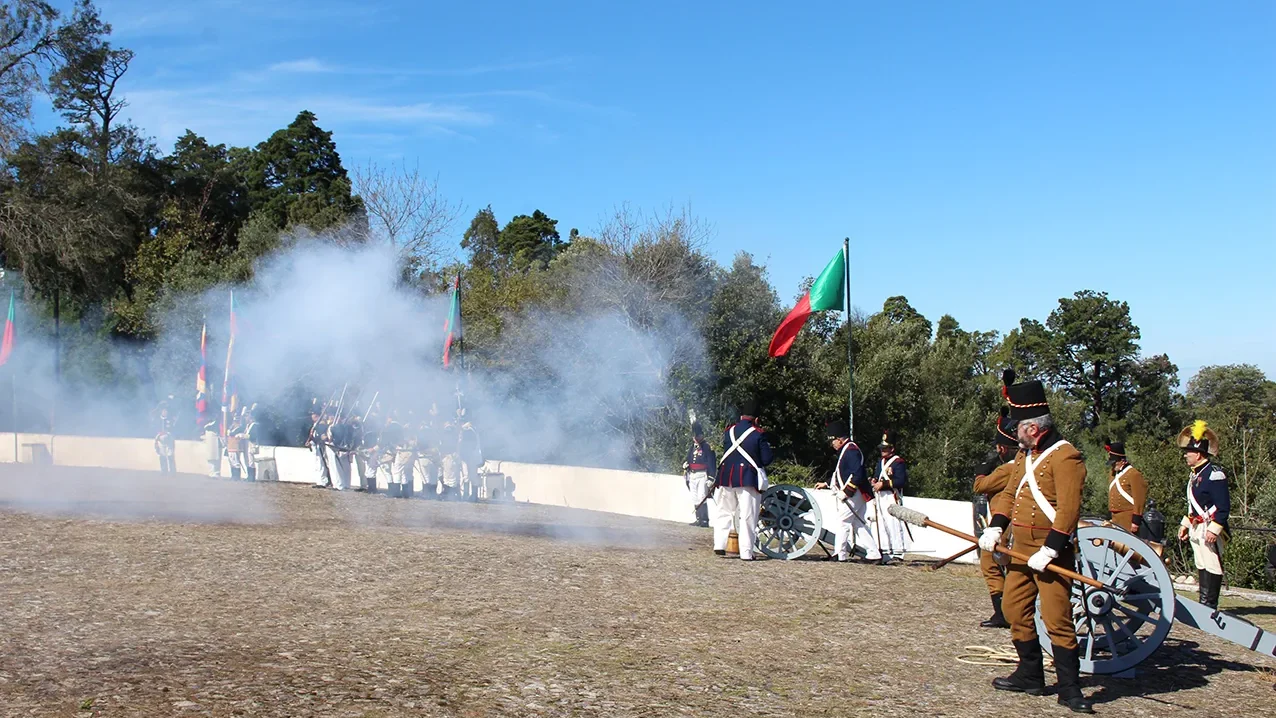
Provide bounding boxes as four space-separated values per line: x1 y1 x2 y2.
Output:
196 322 209 426
443 274 462 368
221 291 237 439
0 291 14 367
768 248 846 357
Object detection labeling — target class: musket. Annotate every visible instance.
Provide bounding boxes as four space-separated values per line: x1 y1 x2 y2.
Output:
333 382 350 423
361 391 380 425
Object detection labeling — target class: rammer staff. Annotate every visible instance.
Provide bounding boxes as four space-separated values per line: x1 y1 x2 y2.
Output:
886 504 1110 592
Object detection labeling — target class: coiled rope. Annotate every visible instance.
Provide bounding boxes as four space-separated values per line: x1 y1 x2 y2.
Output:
957 645 1056 670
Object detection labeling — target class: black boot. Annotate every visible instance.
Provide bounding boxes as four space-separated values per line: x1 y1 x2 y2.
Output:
1052 644 1095 713
247 467 256 482
402 483 414 499
992 639 1045 695
387 484 401 498
230 467 241 481
980 594 1010 629
1200 571 1222 609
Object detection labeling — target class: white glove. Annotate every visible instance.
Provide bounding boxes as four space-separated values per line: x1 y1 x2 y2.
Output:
682 462 690 471
1027 546 1059 573
978 527 1003 552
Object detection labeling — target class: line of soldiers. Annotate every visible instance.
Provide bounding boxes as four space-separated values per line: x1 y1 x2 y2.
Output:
814 423 910 565
306 397 484 499
151 397 261 479
683 399 913 565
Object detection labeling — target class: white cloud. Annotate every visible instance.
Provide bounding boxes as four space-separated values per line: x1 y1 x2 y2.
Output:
121 86 492 149
267 58 334 74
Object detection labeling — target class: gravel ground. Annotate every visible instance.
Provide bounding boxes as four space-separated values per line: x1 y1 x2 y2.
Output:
1 464 1273 717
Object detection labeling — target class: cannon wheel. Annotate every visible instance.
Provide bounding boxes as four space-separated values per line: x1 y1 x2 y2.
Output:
1035 524 1176 675
757 484 823 560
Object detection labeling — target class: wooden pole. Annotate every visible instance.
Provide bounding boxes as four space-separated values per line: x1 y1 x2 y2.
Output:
843 238 853 440
913 513 1107 590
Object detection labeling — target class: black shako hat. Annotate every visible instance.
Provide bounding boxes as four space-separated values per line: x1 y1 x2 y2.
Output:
691 421 704 437
878 429 899 449
1002 368 1050 421
1104 441 1127 459
995 407 1019 448
739 398 759 418
826 420 849 440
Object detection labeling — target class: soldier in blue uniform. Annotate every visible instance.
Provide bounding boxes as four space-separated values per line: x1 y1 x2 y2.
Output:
307 405 332 489
872 429 910 564
814 420 873 562
712 399 773 560
683 422 716 527
1176 420 1230 609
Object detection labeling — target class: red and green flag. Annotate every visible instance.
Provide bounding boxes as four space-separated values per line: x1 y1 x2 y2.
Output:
196 322 209 426
443 274 462 368
221 291 237 438
0 291 14 367
768 248 846 357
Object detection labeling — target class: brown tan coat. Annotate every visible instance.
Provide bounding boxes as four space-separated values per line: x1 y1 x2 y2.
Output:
991 430 1087 649
1107 464 1148 533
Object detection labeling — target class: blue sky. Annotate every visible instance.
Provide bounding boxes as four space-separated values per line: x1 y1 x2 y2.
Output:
49 1 1276 381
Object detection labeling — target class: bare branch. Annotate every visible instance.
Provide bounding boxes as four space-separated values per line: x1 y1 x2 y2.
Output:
351 159 463 271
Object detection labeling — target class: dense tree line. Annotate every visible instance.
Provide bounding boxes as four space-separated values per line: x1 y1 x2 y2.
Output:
0 2 1270 586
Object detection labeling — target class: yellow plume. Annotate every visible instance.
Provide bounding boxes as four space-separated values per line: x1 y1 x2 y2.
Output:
1191 420 1208 441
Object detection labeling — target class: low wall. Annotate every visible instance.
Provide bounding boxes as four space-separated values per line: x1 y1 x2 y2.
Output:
0 434 979 563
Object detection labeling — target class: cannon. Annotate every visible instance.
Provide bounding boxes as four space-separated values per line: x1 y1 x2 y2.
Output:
885 503 1276 677
756 484 830 560
1037 521 1276 676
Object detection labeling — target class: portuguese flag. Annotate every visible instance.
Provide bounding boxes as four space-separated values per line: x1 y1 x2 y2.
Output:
0 291 13 367
442 273 462 368
195 322 209 426
768 248 846 357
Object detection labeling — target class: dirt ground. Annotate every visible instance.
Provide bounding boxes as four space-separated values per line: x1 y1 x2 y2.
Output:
1 465 1273 717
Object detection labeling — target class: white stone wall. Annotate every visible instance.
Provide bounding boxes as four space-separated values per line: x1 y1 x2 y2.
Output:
0 434 979 563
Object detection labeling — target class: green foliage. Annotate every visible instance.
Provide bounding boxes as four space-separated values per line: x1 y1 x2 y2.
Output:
240 110 364 232
498 209 562 269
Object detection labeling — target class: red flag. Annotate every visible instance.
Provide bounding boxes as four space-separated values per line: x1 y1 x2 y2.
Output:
0 291 13 367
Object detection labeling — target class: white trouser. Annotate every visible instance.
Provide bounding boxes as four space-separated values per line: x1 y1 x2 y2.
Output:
1188 522 1226 575
442 454 461 488
392 450 415 486
713 486 761 560
831 494 863 561
326 448 351 490
352 453 369 487
849 491 881 560
377 457 394 487
873 490 908 557
314 445 330 485
688 471 710 517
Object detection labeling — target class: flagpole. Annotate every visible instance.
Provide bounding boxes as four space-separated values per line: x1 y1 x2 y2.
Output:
843 237 854 440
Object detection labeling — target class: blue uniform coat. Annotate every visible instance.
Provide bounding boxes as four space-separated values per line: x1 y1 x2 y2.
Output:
717 419 774 490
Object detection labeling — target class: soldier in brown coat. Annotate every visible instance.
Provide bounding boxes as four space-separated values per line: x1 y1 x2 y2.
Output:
971 407 1019 629
978 371 1093 714
1104 441 1147 534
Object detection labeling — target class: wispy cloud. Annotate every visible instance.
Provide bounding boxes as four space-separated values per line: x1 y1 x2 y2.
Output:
267 58 334 74
121 86 491 149
264 56 575 78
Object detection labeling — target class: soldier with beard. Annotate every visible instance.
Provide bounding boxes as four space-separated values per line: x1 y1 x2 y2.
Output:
979 370 1092 713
